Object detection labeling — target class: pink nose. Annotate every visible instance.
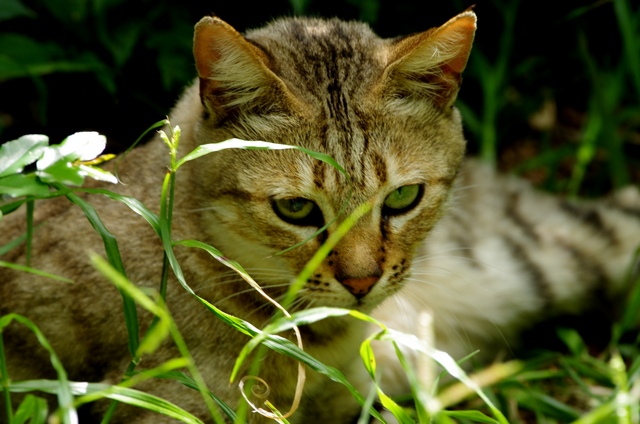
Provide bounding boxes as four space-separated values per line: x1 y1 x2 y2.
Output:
340 276 380 298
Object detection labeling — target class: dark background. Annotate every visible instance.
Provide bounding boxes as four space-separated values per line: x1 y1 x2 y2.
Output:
1 0 639 195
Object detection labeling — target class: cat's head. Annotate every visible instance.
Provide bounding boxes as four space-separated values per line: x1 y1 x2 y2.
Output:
184 12 476 312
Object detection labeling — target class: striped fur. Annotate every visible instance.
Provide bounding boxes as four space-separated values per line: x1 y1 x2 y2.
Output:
2 11 639 423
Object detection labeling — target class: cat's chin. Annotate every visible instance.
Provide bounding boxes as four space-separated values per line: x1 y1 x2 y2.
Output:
300 287 392 314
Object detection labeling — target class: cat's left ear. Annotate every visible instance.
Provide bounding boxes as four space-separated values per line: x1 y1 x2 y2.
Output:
383 10 476 108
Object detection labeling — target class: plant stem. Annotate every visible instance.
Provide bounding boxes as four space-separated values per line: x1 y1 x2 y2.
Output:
0 332 13 424
25 199 34 268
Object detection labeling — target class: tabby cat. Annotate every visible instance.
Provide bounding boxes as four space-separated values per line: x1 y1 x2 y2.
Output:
2 10 640 424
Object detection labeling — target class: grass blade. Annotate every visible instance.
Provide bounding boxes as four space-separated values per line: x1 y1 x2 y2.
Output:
13 394 48 424
0 261 73 282
55 185 140 357
0 314 76 424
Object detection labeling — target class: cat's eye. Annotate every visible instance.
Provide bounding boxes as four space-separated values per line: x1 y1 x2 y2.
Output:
383 184 423 215
273 197 322 226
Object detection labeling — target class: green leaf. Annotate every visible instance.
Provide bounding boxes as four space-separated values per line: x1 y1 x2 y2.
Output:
36 161 85 186
163 237 383 421
0 36 103 81
90 255 169 357
9 379 97 394
76 164 117 184
378 392 414 424
360 339 377 380
103 386 205 424
0 261 74 282
288 0 310 14
441 410 499 423
512 389 580 421
391 341 430 423
556 327 587 357
175 139 348 179
381 329 510 424
154 371 239 422
55 185 139 356
0 314 76 424
38 0 88 25
0 134 48 177
0 174 50 197
107 20 143 67
0 0 36 21
0 34 60 66
0 228 34 256
13 394 48 424
262 307 353 334
9 380 204 424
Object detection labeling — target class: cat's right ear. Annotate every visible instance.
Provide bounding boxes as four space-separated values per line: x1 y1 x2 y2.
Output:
383 10 477 109
194 17 297 119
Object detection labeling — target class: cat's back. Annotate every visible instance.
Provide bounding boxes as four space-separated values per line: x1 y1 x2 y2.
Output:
0 140 170 380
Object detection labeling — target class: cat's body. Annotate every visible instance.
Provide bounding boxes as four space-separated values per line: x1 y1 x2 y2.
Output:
2 11 640 424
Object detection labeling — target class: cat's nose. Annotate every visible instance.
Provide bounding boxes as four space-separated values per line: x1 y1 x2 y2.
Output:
340 276 380 299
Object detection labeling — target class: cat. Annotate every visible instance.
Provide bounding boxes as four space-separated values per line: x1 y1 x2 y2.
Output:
2 9 640 424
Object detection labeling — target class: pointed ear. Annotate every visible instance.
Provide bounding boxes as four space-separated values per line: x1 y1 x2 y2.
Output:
194 16 296 117
383 10 476 108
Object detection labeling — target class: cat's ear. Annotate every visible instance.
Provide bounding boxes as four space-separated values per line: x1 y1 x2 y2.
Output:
194 16 296 118
383 10 476 108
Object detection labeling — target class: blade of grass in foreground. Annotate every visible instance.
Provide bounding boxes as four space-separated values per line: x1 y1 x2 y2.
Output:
54 184 140 358
9 380 204 424
90 254 226 424
13 394 48 424
0 261 74 283
260 306 515 424
0 314 76 424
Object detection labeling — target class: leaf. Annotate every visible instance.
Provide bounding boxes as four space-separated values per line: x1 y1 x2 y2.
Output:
0 261 73 282
0 134 48 177
55 185 139 356
0 228 35 256
37 132 107 170
175 139 348 179
36 161 85 186
77 164 117 184
360 339 377 380
378 392 414 424
381 329 510 424
0 314 77 424
164 237 384 421
38 0 88 25
262 307 354 334
13 394 48 424
441 410 499 423
103 386 205 424
9 380 204 424
154 371 239 422
107 20 144 67
0 174 50 197
556 327 587 357
0 34 61 66
0 0 36 21
511 389 580 421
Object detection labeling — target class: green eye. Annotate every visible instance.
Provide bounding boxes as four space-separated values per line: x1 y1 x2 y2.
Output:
383 184 422 213
273 198 319 225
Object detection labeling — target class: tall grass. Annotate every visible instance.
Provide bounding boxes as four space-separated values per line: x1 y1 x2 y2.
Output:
1 1 640 423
